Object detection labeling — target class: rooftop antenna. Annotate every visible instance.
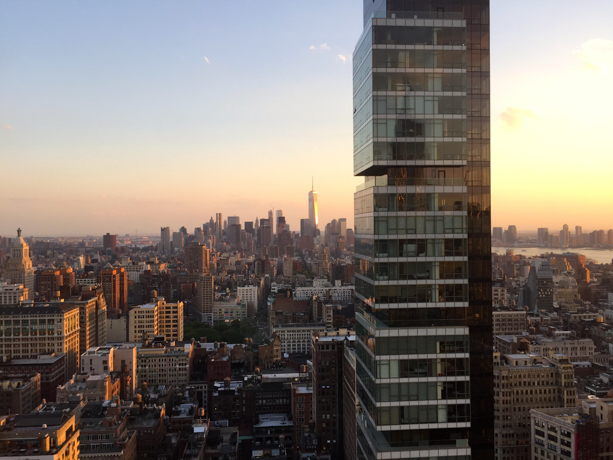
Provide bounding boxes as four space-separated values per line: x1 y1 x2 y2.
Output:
312 176 314 192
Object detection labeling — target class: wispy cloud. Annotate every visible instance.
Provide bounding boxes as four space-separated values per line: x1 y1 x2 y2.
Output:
1 125 13 131
309 43 330 51
573 39 613 73
501 107 541 128
337 54 347 63
204 56 210 64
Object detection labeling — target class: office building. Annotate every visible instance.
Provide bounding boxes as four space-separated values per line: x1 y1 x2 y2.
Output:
0 304 80 379
216 212 223 242
97 265 129 316
352 1 493 458
159 227 171 254
494 353 576 460
4 228 35 297
184 243 210 273
103 233 117 251
196 272 214 323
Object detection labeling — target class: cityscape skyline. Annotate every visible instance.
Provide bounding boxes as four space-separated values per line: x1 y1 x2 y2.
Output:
2 1 613 235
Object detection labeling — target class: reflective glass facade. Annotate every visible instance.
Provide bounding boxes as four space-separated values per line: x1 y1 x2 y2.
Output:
353 1 492 459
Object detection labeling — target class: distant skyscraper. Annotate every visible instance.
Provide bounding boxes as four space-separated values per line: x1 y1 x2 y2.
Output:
103 233 117 251
275 210 284 236
493 227 503 241
172 232 184 251
215 213 223 242
575 225 583 247
5 228 35 298
184 243 210 274
562 223 570 247
159 227 171 254
268 210 274 241
338 218 347 239
507 225 518 243
228 216 240 226
352 2 493 459
537 228 549 244
308 180 318 231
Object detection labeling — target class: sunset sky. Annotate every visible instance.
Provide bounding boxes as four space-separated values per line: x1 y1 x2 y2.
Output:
1 1 613 237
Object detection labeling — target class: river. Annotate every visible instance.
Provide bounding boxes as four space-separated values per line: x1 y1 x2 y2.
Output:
492 247 613 265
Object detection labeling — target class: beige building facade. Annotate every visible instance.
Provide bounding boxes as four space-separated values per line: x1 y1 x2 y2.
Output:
494 353 576 460
4 229 35 297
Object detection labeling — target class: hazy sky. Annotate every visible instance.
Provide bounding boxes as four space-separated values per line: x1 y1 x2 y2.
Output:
2 1 613 237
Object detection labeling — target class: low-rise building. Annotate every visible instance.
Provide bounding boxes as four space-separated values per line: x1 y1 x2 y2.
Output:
212 297 246 325
0 282 29 304
294 284 354 305
530 405 599 460
272 323 326 355
78 398 137 460
56 373 120 403
0 412 80 460
0 353 67 403
492 310 527 336
136 340 194 387
0 372 41 416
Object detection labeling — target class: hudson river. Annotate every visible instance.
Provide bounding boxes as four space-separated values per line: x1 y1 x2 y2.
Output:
492 247 613 265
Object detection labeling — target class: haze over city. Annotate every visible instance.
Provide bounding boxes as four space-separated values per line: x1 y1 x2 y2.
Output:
2 0 613 236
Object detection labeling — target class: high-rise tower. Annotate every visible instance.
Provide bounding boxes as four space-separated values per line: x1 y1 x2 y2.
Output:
308 179 318 233
5 228 35 298
352 1 493 459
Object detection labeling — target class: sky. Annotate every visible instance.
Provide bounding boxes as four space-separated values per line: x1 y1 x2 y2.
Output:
1 1 613 237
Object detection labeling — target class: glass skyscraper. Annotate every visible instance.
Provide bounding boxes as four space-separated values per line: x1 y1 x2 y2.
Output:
353 1 493 459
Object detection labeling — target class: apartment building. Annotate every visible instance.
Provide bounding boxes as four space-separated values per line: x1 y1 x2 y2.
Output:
494 353 576 460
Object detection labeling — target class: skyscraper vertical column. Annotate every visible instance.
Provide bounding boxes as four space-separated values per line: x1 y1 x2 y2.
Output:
352 2 492 459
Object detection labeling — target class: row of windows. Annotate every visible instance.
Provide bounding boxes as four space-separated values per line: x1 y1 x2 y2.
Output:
373 49 466 70
357 279 468 303
356 237 466 259
377 357 469 378
357 141 467 167
355 215 466 235
363 390 470 426
377 380 469 402
372 71 466 93
356 260 466 281
356 302 468 328
373 25 466 47
357 191 466 214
